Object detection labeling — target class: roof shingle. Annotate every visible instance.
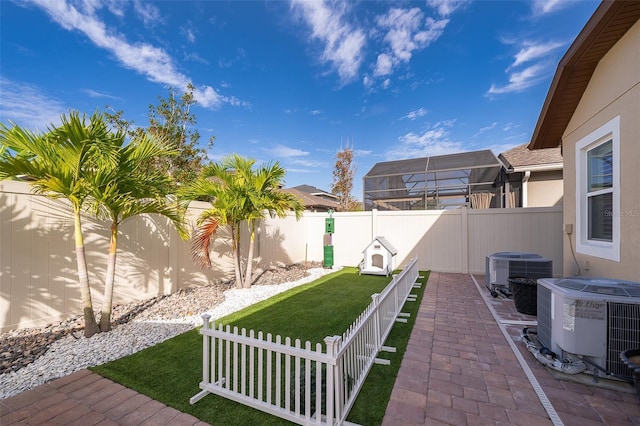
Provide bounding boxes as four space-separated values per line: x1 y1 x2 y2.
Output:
500 143 562 169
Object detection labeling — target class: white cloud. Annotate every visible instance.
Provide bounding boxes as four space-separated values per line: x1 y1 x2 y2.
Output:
182 27 196 43
223 94 251 109
487 63 548 95
184 51 209 64
489 1 578 98
289 158 327 168
374 8 449 78
285 165 324 174
473 122 497 137
291 0 366 82
374 53 393 77
309 110 322 116
192 85 223 108
270 144 310 159
267 144 328 169
133 1 162 27
511 40 564 68
105 0 126 17
0 78 66 131
354 149 372 157
400 107 428 121
80 88 119 99
487 37 566 96
27 0 239 109
531 0 569 16
426 0 471 17
503 132 529 141
386 120 464 160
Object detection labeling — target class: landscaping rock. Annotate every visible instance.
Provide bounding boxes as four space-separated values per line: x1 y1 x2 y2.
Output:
0 262 330 400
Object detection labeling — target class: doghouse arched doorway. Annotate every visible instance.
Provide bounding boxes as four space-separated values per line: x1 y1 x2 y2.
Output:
372 253 384 269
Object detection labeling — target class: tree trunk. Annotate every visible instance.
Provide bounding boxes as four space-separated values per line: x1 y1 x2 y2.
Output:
231 225 243 288
99 222 118 332
74 210 100 337
243 222 256 288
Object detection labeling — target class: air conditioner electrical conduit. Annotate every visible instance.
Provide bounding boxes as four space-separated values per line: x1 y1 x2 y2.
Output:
521 328 586 375
490 287 512 298
576 352 634 383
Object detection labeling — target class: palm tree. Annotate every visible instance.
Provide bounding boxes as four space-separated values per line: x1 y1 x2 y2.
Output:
85 132 188 332
181 154 304 288
241 159 304 288
0 112 118 337
181 162 245 286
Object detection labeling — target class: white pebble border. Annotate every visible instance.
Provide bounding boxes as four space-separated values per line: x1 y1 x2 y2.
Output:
0 267 340 400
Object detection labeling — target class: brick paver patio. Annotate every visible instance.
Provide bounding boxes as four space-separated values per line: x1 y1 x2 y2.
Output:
0 369 206 425
2 272 639 425
381 272 640 425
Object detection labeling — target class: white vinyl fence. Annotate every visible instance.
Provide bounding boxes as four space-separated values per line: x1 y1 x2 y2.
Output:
2 179 562 333
190 257 420 425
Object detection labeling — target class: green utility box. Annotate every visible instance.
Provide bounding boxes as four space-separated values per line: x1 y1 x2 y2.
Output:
323 245 334 268
325 218 335 234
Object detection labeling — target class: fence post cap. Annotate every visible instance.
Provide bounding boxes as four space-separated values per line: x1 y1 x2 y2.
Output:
201 314 211 328
324 335 342 356
324 335 342 343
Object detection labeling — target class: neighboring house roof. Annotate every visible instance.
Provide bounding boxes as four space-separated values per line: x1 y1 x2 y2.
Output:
529 0 640 150
292 184 338 201
281 187 341 211
499 143 563 172
364 236 398 256
364 149 502 177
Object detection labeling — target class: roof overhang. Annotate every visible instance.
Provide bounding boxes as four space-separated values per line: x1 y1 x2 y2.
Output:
509 163 564 173
529 0 640 150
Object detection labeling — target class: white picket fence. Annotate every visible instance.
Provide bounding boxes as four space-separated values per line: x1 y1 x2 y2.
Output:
190 257 420 425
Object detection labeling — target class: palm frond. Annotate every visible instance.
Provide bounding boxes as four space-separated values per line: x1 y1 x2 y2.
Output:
190 216 220 268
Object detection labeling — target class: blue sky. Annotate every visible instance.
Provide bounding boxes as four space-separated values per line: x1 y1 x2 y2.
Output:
1 0 599 198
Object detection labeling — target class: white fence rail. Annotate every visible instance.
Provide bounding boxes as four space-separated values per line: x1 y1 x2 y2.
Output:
333 257 419 423
191 257 420 425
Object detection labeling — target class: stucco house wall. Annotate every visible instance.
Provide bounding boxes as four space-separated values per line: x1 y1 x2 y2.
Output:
561 19 640 279
527 170 564 208
498 144 563 208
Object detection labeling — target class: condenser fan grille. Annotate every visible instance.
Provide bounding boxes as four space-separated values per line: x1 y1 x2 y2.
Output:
608 302 640 379
536 284 552 349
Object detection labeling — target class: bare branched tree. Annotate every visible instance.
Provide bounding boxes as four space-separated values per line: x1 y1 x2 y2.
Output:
331 142 359 211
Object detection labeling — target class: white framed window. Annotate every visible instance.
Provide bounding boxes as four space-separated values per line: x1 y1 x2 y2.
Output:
575 116 620 262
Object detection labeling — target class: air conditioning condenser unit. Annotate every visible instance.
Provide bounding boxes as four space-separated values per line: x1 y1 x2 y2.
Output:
537 277 640 380
485 252 552 295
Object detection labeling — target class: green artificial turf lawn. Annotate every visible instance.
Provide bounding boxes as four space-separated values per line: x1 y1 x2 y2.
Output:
91 267 429 425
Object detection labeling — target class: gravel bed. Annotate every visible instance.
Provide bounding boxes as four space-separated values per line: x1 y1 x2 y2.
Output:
0 262 335 400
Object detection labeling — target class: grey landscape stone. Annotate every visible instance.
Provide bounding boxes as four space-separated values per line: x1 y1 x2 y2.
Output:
0 262 333 400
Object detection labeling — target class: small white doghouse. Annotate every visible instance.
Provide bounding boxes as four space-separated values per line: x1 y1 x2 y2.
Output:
359 236 398 277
